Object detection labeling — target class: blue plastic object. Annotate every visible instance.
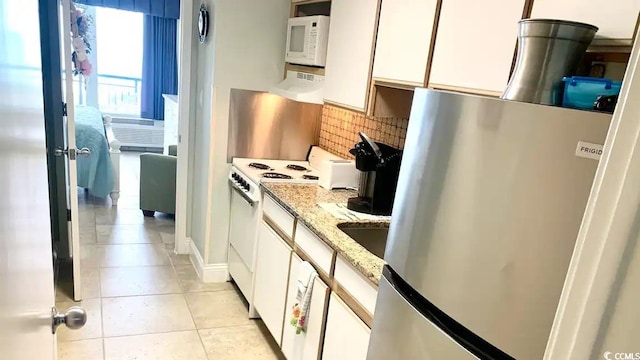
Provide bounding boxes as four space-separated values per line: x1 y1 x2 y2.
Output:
561 76 622 110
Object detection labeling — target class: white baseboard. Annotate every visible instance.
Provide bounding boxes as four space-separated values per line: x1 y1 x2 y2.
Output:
188 238 230 283
188 237 205 279
175 232 190 255
202 263 230 283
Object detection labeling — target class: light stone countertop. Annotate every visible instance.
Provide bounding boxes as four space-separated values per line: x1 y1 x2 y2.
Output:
260 183 389 286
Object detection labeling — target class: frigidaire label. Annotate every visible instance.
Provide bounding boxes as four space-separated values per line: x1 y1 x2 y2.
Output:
576 141 604 160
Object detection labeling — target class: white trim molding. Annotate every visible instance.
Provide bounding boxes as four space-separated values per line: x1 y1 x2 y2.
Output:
189 238 230 283
174 0 194 255
202 263 230 283
189 237 205 279
544 35 640 359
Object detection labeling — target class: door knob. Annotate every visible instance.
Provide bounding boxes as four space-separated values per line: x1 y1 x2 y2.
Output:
53 147 91 160
51 306 87 334
76 147 91 158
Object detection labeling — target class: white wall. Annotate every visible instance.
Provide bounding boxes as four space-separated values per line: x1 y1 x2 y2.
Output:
188 0 216 255
207 0 290 264
186 0 289 263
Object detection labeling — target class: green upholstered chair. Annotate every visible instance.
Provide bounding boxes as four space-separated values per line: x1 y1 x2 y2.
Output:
140 145 177 216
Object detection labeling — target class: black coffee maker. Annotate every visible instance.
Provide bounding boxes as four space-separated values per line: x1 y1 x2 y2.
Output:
347 132 402 216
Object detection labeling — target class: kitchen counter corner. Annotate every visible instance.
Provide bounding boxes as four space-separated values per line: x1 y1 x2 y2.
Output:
260 183 388 285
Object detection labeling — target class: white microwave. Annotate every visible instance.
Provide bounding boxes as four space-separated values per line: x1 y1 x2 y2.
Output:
285 16 330 67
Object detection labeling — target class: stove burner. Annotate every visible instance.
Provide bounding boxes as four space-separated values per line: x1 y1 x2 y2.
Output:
303 175 319 180
286 164 309 171
249 162 272 170
262 172 293 179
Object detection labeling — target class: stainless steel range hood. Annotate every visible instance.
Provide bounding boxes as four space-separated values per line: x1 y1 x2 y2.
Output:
269 70 325 104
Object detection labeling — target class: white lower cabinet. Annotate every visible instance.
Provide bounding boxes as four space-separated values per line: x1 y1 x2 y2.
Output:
322 293 371 360
253 220 292 346
282 254 330 360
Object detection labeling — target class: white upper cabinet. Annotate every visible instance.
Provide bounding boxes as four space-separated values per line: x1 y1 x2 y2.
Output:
372 0 439 85
531 0 640 44
324 0 380 111
429 0 526 94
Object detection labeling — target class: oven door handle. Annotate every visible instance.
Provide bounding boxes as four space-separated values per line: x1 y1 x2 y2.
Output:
229 181 256 206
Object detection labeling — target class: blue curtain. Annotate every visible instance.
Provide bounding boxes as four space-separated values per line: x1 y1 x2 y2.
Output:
75 0 180 19
141 15 178 120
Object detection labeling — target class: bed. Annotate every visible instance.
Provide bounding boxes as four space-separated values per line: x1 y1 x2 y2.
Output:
74 106 121 205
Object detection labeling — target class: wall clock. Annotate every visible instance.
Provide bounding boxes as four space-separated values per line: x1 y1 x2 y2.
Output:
198 4 209 44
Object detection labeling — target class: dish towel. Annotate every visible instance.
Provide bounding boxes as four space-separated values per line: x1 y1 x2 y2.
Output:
290 261 318 334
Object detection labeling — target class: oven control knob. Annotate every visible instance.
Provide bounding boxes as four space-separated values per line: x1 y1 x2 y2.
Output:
244 183 250 191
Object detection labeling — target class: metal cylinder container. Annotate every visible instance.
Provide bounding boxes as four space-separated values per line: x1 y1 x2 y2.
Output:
502 19 598 105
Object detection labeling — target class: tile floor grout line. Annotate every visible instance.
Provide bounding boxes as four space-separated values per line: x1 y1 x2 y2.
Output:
100 328 198 340
65 153 280 359
98 263 177 269
98 284 213 299
97 252 106 360
181 277 211 355
192 314 212 357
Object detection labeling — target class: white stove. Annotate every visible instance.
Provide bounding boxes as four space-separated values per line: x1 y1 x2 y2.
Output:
232 158 322 184
227 147 342 318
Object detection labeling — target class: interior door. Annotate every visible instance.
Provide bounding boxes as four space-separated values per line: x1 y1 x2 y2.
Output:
0 0 58 358
35 0 83 301
57 0 84 301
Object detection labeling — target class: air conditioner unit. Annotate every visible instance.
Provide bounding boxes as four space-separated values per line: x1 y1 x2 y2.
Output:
110 118 164 149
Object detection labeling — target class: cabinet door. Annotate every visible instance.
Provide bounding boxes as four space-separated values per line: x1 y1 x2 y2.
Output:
322 293 371 360
282 254 330 360
429 0 526 94
253 220 292 346
372 0 439 85
531 0 640 44
324 0 380 111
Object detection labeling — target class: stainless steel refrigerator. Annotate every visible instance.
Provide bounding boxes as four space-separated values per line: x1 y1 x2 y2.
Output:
367 89 611 360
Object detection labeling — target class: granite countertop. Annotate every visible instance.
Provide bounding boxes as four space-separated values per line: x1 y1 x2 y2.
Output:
261 183 389 285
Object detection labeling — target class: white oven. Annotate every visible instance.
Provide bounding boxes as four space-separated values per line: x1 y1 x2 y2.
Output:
227 149 340 318
228 168 262 317
285 15 330 67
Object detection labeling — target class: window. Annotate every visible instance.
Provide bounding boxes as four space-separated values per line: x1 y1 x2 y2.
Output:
73 7 144 116
95 7 143 115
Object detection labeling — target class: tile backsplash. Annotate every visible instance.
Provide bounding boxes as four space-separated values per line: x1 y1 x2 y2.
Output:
319 105 409 159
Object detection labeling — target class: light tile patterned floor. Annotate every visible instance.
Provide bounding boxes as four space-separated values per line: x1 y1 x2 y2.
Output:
56 152 283 360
